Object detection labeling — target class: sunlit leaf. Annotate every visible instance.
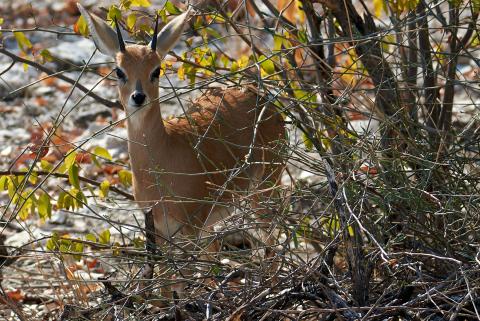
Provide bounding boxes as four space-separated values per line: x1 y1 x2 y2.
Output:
40 160 53 172
28 171 38 185
127 14 137 30
258 55 275 75
14 31 32 52
373 0 386 17
71 242 84 261
118 170 132 187
38 192 52 220
18 190 35 220
93 146 112 161
474 0 480 12
72 188 86 209
74 15 89 37
164 1 181 14
133 237 144 248
85 233 97 243
40 49 54 64
57 191 67 209
46 232 60 251
68 164 80 189
177 64 185 80
99 229 111 244
107 5 122 25
0 176 9 190
64 150 77 172
131 0 151 7
99 180 110 198
302 132 313 151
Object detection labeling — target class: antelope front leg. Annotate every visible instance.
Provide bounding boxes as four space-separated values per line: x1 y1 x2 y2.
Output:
142 208 156 280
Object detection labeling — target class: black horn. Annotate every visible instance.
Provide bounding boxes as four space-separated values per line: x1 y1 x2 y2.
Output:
150 15 159 51
114 17 126 52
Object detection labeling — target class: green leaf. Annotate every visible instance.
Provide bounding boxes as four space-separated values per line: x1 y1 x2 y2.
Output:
118 170 133 187
164 1 181 14
14 31 32 52
107 5 122 25
28 171 38 185
40 49 54 63
68 164 80 189
38 192 52 220
99 229 111 244
71 188 86 209
93 146 112 161
72 242 84 261
40 159 53 172
297 29 308 44
46 232 60 251
258 55 275 75
133 237 144 248
63 193 72 210
127 14 137 30
64 150 77 172
273 34 283 52
205 27 222 40
75 15 89 37
18 190 35 220
302 132 313 151
0 176 9 190
85 233 97 243
131 0 151 7
99 180 110 198
57 191 67 209
474 0 480 12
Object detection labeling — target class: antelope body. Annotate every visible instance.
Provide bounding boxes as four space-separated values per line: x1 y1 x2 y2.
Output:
78 4 285 295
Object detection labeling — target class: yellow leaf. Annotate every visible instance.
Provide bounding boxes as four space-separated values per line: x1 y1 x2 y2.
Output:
127 14 137 30
93 146 112 161
99 180 110 198
74 15 89 37
38 192 52 220
68 164 80 189
14 31 32 52
118 170 132 187
99 229 111 244
373 0 386 17
40 49 54 63
64 150 77 172
107 5 122 25
164 1 181 14
177 65 185 80
237 55 250 69
258 55 275 76
131 0 151 7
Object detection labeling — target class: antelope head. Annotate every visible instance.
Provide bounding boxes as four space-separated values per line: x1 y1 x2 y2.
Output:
77 4 191 117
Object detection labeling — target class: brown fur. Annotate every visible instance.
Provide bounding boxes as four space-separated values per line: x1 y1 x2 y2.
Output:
78 3 286 300
114 49 287 299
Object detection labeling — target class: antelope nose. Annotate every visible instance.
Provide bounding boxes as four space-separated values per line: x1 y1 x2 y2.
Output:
131 91 146 105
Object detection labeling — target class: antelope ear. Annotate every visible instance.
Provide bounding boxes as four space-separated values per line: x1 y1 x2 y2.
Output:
150 7 192 57
77 3 121 57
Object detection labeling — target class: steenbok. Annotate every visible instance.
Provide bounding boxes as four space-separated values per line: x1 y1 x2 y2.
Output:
78 3 285 298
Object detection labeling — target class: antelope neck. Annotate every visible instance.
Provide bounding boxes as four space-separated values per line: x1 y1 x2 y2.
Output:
126 101 169 174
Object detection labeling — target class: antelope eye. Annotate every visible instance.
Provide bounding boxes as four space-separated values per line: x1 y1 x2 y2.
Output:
150 66 161 81
115 68 126 81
